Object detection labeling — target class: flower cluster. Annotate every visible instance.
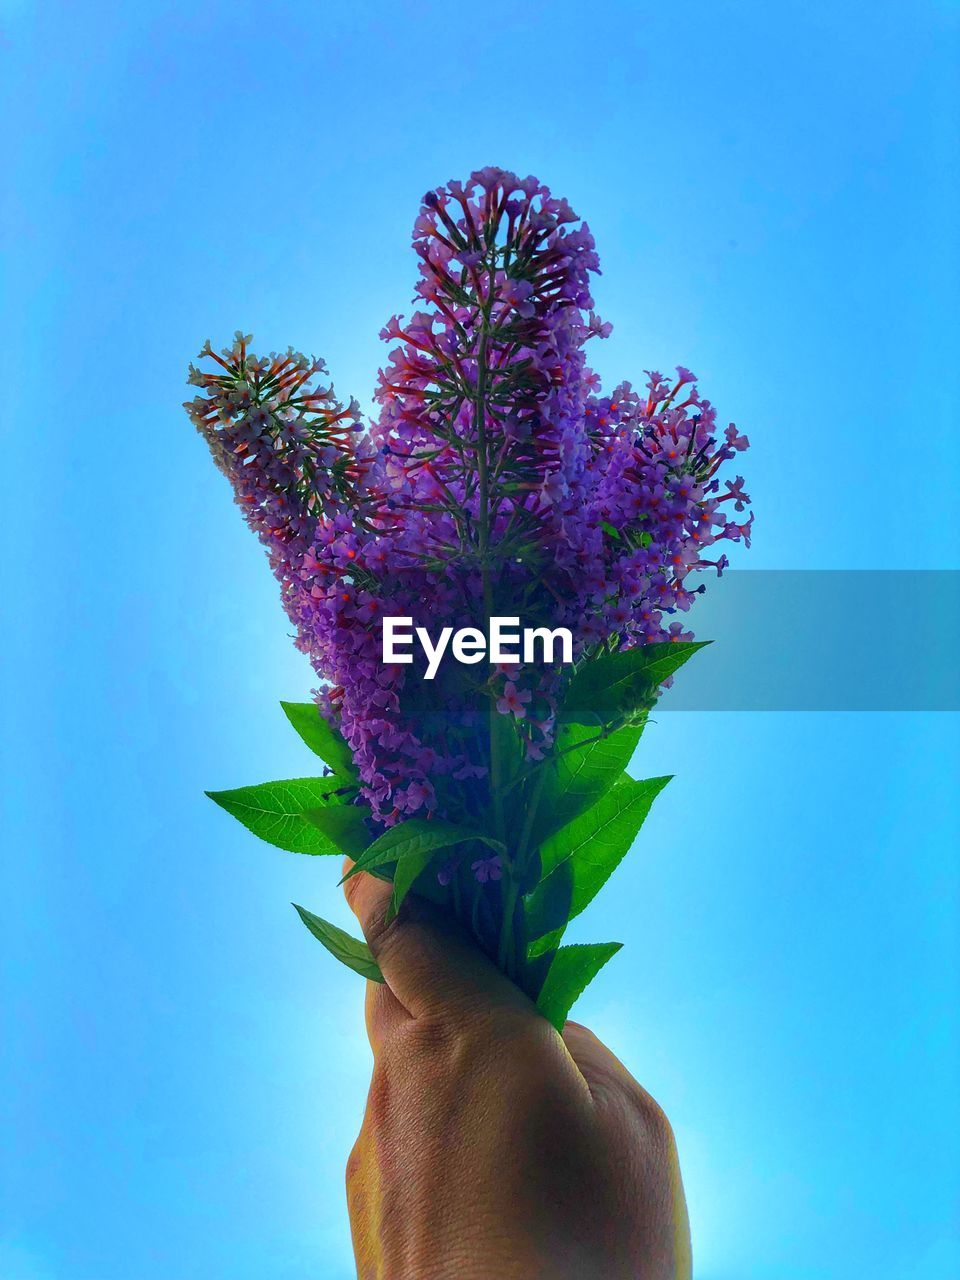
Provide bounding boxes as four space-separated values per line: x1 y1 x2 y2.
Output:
184 337 371 583
185 167 752 830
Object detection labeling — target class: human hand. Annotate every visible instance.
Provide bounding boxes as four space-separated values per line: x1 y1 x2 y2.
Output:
342 864 692 1279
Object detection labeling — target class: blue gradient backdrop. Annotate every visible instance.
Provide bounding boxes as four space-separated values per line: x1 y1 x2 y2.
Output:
3 3 958 1277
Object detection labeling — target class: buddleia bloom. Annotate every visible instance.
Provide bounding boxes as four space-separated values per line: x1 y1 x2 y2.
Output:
185 168 753 825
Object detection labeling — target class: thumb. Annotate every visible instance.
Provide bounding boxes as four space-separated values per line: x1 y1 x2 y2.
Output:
342 858 530 1021
562 1020 675 1137
561 1020 653 1101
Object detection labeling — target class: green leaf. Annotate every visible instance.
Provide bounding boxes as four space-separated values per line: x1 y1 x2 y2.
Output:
536 942 623 1032
523 858 574 956
293 904 383 982
519 945 558 1003
206 778 347 854
530 720 643 847
280 701 357 780
560 640 709 727
343 818 503 881
386 850 435 922
303 805 373 857
519 857 574 1000
527 775 671 954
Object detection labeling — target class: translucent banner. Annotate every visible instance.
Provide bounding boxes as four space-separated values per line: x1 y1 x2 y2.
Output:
657 571 960 711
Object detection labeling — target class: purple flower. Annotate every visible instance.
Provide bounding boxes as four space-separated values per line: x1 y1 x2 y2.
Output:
500 276 536 317
471 856 502 884
186 168 753 825
722 475 751 512
540 471 568 506
587 311 613 339
667 620 695 643
725 423 750 451
496 682 532 718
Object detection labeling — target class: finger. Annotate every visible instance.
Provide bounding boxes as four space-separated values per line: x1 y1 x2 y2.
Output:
342 857 531 1021
562 1020 641 1095
364 975 409 1054
562 1023 690 1275
562 1020 668 1122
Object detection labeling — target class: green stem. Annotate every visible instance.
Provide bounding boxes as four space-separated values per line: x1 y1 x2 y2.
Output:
496 752 549 979
474 256 508 849
497 875 520 974
471 879 482 941
515 764 548 868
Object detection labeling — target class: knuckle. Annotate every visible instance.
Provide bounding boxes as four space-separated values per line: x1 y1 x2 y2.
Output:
342 871 402 955
363 908 407 965
635 1090 676 1151
403 1012 461 1056
345 1137 368 1221
365 1060 393 1126
479 1005 551 1058
341 871 366 915
344 1138 363 1189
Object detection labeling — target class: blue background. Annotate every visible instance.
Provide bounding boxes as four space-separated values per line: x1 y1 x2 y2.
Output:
3 2 958 1276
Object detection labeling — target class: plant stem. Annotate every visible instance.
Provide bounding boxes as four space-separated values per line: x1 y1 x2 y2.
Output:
471 879 482 941
496 745 549 979
475 255 507 849
497 875 520 974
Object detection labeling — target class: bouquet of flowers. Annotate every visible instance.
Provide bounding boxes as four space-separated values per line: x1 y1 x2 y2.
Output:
184 167 752 1030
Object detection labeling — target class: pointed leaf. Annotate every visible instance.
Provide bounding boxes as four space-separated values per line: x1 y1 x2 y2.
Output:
206 778 346 854
280 701 357 780
385 850 435 922
293 904 383 982
530 721 643 847
303 805 373 857
527 776 671 954
536 942 623 1032
523 859 574 957
519 945 558 1002
343 818 503 881
560 640 709 726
